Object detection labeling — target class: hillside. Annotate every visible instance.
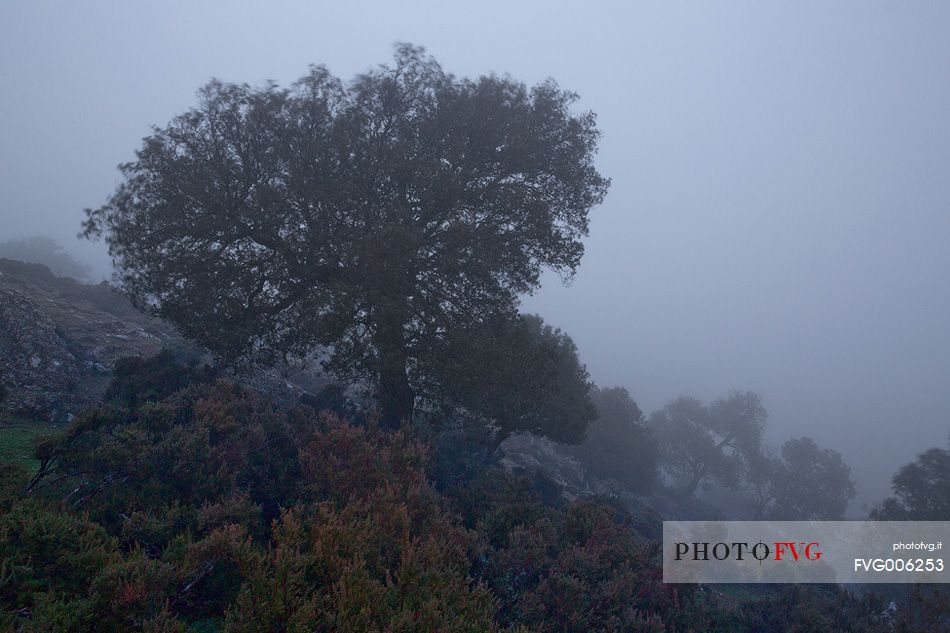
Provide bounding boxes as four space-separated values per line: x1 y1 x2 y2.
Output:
0 259 331 424
0 260 943 631
1 359 922 632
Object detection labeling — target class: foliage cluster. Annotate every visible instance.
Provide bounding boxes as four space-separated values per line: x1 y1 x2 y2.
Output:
649 392 858 520
565 386 657 494
871 440 950 521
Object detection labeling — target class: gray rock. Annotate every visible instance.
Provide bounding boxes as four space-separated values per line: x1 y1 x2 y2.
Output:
0 259 183 421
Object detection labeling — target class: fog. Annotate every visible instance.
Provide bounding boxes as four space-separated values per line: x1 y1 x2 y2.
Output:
2 1 949 512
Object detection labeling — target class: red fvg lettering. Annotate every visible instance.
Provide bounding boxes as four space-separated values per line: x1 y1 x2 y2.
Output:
774 542 822 561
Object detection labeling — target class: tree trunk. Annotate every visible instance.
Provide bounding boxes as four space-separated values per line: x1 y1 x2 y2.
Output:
377 350 413 430
374 304 414 431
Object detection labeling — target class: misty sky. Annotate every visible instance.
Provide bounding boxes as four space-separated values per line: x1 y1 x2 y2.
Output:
2 2 949 511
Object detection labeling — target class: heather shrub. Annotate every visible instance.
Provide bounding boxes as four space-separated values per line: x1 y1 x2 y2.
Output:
2 356 942 632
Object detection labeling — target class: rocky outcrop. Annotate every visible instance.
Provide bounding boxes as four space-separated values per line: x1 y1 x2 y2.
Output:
0 258 331 422
0 287 83 420
499 432 719 537
0 259 185 421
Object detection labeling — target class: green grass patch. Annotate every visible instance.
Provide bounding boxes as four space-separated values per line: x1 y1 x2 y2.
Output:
0 416 64 471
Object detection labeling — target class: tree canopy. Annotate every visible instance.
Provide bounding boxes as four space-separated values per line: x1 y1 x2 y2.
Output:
428 313 595 445
871 440 950 521
651 391 767 497
759 436 856 520
83 44 609 429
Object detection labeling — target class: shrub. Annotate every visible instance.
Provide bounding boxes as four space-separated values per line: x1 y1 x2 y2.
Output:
104 350 215 408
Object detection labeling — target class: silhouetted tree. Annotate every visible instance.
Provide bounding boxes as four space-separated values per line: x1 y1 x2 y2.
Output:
651 391 766 497
83 44 609 429
0 236 91 281
565 386 657 492
871 439 949 520
765 436 856 520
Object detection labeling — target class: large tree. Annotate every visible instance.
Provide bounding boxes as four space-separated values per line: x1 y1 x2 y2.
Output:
83 45 609 428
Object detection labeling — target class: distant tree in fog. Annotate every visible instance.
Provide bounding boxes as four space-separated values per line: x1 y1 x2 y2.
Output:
745 446 780 519
0 236 91 281
651 391 766 497
764 436 856 520
83 44 609 430
871 440 949 520
565 386 657 492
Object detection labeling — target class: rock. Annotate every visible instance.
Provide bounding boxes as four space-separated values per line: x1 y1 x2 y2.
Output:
0 258 186 421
